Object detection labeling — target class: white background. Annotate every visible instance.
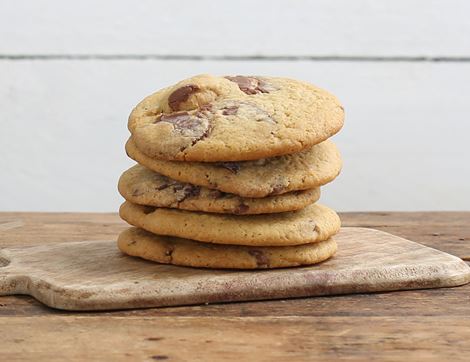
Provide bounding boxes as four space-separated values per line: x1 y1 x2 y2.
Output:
1 0 469 212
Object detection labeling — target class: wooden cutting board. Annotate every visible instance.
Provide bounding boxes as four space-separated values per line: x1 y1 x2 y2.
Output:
0 227 469 311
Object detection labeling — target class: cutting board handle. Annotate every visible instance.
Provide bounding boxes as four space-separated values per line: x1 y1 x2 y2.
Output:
0 249 22 295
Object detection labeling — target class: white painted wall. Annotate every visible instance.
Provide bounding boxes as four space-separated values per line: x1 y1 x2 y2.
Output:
1 0 469 211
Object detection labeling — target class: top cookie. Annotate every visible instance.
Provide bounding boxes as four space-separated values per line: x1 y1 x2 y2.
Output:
128 74 344 162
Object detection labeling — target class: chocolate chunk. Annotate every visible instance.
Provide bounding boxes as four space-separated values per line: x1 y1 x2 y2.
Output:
131 188 144 197
234 203 249 215
216 162 241 173
209 190 225 199
199 103 213 112
172 183 185 192
168 84 200 111
222 105 239 115
174 184 201 203
164 246 175 258
156 184 170 191
183 184 201 198
311 220 316 230
142 206 156 214
248 250 269 267
157 112 198 131
225 76 272 95
156 111 212 146
270 184 285 195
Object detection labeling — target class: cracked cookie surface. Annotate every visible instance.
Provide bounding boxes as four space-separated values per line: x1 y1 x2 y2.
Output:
126 138 341 198
118 164 321 214
128 74 344 162
119 201 341 246
118 227 337 269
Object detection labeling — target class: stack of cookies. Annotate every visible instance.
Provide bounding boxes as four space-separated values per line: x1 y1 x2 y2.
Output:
118 74 344 269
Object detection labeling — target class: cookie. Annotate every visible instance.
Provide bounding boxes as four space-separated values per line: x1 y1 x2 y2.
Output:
128 74 344 162
118 164 321 214
118 227 337 269
125 138 341 198
119 201 341 246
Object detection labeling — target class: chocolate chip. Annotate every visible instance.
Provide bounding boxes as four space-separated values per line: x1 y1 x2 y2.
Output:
172 184 185 192
199 103 213 112
209 190 225 199
131 188 144 197
269 184 285 195
225 76 272 95
168 84 200 111
310 220 316 230
156 112 199 131
222 105 239 115
234 203 249 215
142 206 156 214
216 162 241 173
183 184 201 198
174 184 201 203
155 111 212 146
156 184 170 191
248 249 269 267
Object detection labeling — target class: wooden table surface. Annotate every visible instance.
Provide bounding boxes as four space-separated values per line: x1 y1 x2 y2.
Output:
1 212 469 361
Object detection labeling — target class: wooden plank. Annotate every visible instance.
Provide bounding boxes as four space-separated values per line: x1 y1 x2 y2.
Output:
1 0 470 57
1 60 470 212
2 316 470 361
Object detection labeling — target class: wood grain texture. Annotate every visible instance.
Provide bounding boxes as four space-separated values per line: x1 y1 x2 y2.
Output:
1 212 470 360
1 60 470 212
0 227 468 311
1 0 469 56
2 316 470 361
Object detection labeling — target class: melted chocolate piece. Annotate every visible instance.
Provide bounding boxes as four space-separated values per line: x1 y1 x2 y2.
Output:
199 103 213 112
142 206 156 214
222 105 239 115
174 184 201 204
172 184 185 192
225 76 272 95
164 246 175 258
217 162 241 173
156 112 200 131
168 84 200 111
131 188 144 197
155 111 212 147
209 190 225 199
156 184 170 191
248 249 269 267
269 184 285 195
183 184 201 198
234 203 249 215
